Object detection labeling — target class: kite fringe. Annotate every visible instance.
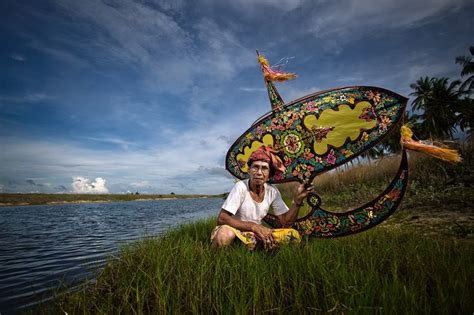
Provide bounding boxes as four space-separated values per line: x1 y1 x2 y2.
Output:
400 125 462 163
258 54 297 82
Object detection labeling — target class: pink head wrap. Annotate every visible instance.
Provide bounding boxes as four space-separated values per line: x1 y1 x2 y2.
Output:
248 146 286 176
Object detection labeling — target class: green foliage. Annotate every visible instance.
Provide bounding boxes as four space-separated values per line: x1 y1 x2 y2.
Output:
305 145 473 212
409 77 461 139
456 46 474 93
49 218 473 314
456 96 474 134
407 45 474 140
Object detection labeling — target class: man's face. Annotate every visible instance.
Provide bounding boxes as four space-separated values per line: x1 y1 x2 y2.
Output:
249 160 270 184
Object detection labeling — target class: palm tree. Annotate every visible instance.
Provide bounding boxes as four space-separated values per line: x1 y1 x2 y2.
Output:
456 97 473 135
409 77 461 139
455 46 474 93
455 46 473 137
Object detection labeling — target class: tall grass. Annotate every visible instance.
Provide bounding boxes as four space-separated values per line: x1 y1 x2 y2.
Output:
47 144 473 313
51 218 473 314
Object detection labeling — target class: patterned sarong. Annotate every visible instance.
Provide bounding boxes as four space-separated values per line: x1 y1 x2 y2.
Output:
210 225 301 250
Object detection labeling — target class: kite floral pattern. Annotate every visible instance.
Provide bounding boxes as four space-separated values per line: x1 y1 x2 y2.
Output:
264 151 408 238
225 54 409 239
226 86 407 183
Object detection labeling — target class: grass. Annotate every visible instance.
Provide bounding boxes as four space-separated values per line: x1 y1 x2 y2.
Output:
50 218 473 314
45 144 474 313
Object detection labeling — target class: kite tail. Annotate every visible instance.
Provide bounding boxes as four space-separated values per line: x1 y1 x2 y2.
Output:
257 54 297 82
400 125 462 163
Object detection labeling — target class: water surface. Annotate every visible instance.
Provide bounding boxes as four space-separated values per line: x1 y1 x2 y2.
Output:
0 198 222 314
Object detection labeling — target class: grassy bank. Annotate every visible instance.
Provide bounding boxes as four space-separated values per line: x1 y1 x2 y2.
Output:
48 146 473 313
0 193 225 207
51 218 473 314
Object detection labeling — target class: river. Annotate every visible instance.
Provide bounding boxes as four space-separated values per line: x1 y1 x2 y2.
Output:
0 198 223 314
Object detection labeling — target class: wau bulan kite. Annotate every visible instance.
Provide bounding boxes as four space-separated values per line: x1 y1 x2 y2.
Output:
225 51 461 238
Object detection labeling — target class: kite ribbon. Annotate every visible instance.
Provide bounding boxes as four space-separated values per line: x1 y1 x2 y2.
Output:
257 54 297 82
400 125 462 163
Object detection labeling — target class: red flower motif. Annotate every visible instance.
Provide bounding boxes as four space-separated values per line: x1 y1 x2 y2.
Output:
285 134 299 152
303 149 314 160
367 91 381 104
326 153 336 165
273 172 283 181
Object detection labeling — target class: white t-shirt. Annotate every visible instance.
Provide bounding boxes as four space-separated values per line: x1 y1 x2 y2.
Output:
222 179 289 224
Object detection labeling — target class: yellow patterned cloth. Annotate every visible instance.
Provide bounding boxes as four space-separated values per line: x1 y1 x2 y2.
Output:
210 225 301 250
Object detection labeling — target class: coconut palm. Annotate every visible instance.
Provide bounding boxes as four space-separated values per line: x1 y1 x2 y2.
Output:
456 97 473 135
409 77 461 139
455 46 474 93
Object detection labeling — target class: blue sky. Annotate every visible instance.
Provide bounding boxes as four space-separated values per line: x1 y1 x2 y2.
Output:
1 0 473 194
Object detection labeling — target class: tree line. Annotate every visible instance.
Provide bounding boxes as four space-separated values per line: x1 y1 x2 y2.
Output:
371 46 473 158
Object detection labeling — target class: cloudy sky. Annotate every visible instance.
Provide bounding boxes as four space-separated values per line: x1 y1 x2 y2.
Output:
1 0 473 194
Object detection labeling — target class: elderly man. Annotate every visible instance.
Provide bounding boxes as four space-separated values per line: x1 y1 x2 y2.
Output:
211 146 312 250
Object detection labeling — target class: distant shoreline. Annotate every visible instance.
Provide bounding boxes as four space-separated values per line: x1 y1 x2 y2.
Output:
0 193 226 207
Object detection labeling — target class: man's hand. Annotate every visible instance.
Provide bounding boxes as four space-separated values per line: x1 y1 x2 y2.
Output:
251 224 275 250
293 183 314 205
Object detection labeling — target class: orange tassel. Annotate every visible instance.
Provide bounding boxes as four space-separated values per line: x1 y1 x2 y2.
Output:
400 125 462 163
258 55 297 82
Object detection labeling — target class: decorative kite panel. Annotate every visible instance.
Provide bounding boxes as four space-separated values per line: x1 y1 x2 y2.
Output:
226 86 408 183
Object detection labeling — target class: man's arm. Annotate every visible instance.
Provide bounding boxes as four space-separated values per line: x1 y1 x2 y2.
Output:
276 183 313 227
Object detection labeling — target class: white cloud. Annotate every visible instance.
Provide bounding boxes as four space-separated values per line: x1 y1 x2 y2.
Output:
10 54 26 61
245 0 304 11
307 0 466 39
30 41 91 68
281 85 324 103
0 116 249 193
239 87 267 92
0 93 55 104
82 136 134 150
130 181 150 188
194 18 254 79
72 176 109 193
47 0 254 95
407 63 455 83
4 0 470 196
214 0 305 13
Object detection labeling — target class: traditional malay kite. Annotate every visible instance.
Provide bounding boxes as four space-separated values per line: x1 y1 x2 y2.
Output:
225 51 461 238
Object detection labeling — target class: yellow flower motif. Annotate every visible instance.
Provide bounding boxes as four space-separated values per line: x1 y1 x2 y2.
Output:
362 132 369 141
344 149 354 157
348 97 355 104
246 132 253 140
368 210 374 219
323 96 334 103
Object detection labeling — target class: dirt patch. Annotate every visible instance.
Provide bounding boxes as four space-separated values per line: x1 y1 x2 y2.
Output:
384 206 474 239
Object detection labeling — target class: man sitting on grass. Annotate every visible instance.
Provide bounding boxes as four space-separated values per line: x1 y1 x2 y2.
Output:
211 146 312 250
